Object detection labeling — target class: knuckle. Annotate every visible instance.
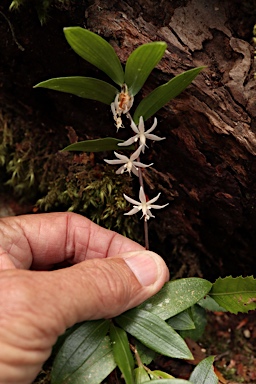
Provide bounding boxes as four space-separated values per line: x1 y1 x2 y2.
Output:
80 259 137 317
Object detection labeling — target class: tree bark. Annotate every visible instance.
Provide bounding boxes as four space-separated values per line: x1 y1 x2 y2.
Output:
1 0 256 279
85 0 256 279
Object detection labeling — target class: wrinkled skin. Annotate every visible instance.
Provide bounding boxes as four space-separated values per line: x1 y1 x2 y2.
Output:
0 212 169 384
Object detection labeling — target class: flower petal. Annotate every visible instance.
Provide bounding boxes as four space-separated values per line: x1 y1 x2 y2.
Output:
113 152 129 161
145 133 165 141
111 102 116 116
140 144 147 154
123 193 140 205
116 165 126 174
139 186 147 203
118 137 136 147
146 209 155 218
150 203 169 209
131 167 139 177
138 116 145 133
147 192 161 205
104 159 125 165
130 119 139 134
124 207 141 216
145 117 158 134
133 161 153 168
130 146 142 161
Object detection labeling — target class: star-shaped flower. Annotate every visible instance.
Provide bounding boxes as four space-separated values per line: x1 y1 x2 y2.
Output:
104 146 153 177
118 116 165 153
123 186 169 221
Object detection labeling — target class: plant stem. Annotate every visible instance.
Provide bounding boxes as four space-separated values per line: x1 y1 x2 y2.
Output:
130 344 144 367
137 166 149 250
127 112 149 250
144 218 149 250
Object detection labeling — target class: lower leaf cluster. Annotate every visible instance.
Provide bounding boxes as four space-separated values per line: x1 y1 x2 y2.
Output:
50 275 256 383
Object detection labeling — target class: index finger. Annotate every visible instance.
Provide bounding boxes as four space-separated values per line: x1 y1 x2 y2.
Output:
0 212 144 269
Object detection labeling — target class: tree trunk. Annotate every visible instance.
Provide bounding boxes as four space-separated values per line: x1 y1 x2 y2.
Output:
1 0 256 279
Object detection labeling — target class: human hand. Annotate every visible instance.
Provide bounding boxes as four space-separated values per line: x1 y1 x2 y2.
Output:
0 212 169 384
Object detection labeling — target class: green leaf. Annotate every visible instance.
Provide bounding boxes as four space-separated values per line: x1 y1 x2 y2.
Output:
189 356 218 384
51 319 110 383
115 308 193 360
133 66 205 123
150 370 174 379
52 323 81 357
62 336 116 384
135 340 156 365
62 138 134 153
64 27 124 85
167 309 195 331
145 380 193 384
197 295 227 312
180 305 207 341
134 367 150 384
139 278 212 320
110 324 135 384
209 276 256 314
34 77 118 105
124 42 167 96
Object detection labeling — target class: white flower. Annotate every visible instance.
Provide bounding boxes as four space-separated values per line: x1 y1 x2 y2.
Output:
123 186 169 221
104 146 153 177
118 116 165 153
111 84 134 131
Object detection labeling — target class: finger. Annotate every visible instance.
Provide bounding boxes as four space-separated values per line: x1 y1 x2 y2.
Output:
64 251 169 322
0 250 169 383
0 212 144 269
0 247 16 271
0 251 169 330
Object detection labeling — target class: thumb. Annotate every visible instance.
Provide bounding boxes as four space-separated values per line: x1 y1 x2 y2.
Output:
0 251 169 384
48 250 169 329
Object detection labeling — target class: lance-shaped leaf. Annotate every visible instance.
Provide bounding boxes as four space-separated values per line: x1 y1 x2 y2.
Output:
124 42 167 96
150 370 175 379
139 278 212 320
167 309 195 331
62 138 134 153
115 308 193 360
134 366 150 383
51 319 110 383
189 356 218 384
198 295 227 312
145 380 193 383
110 324 135 384
209 276 256 314
34 77 118 105
62 336 116 384
133 66 205 123
64 27 124 85
135 340 156 365
180 305 207 341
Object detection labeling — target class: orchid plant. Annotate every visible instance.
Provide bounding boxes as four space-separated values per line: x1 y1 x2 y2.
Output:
104 108 168 248
34 28 256 384
35 26 203 249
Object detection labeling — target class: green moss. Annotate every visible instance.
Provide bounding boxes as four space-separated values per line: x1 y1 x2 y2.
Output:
0 110 55 201
37 160 142 239
0 110 142 242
